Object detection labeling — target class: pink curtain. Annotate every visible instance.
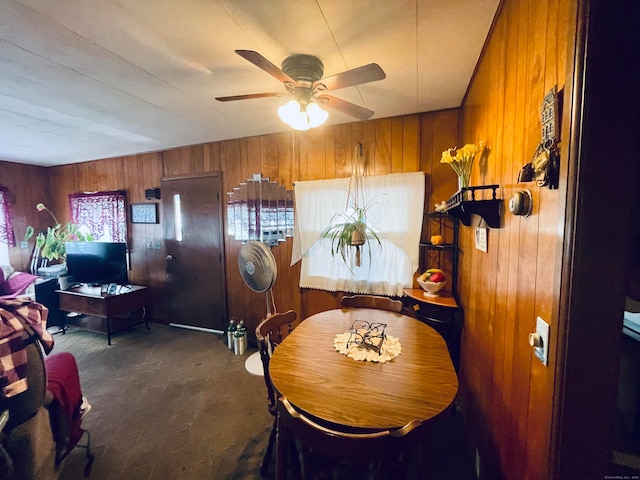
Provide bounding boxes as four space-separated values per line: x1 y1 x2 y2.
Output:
68 191 127 242
0 187 16 247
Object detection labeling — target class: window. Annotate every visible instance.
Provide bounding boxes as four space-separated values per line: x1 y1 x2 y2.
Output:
0 187 15 265
68 191 127 242
292 172 424 296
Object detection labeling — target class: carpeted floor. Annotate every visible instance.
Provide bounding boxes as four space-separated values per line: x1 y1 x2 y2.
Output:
52 322 475 479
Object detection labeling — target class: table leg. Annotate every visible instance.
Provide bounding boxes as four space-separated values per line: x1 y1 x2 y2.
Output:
417 424 433 479
141 307 150 330
107 318 112 346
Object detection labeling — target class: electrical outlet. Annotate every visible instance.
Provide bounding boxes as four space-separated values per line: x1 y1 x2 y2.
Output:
20 241 28 249
529 316 550 366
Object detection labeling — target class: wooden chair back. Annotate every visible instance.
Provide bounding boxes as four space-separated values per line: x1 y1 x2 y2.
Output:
255 310 299 476
340 294 403 313
276 396 422 479
255 309 298 412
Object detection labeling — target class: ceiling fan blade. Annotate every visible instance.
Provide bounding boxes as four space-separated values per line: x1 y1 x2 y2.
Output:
215 92 285 102
316 63 386 92
317 95 375 120
235 50 295 84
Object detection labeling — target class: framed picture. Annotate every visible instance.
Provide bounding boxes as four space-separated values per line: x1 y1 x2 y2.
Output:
131 203 159 224
475 227 488 253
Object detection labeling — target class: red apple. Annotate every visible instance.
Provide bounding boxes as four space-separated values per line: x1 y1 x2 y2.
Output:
430 272 445 283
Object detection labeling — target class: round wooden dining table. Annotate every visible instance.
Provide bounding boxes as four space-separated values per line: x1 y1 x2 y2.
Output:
268 308 459 431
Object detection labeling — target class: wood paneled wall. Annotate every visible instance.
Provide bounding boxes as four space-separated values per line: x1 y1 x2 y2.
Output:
9 111 458 336
1 160 52 270
456 0 574 478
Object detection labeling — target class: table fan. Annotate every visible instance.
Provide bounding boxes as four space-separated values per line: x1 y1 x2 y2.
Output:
238 240 278 316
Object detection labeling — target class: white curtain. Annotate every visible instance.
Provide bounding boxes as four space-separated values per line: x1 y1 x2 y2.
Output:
292 172 425 296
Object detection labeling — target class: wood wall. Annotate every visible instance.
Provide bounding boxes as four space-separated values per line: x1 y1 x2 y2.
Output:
8 111 459 337
456 0 575 478
2 160 52 270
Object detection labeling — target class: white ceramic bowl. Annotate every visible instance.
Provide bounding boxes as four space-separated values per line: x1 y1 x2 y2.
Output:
417 278 447 296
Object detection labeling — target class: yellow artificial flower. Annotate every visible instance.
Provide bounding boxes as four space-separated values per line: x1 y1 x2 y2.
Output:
440 141 485 188
440 149 456 164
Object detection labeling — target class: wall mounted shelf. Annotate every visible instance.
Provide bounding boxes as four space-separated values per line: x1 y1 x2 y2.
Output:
445 184 502 228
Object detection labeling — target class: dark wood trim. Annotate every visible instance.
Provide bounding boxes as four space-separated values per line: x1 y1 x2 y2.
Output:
550 0 584 475
551 0 640 477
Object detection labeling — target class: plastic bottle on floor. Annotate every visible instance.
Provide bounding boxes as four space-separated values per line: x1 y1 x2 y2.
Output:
227 319 236 350
234 320 247 355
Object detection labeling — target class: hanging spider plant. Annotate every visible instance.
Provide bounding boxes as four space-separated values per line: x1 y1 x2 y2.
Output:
320 142 382 269
320 202 382 268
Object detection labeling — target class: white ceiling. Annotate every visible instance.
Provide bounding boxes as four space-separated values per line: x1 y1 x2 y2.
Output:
0 0 500 167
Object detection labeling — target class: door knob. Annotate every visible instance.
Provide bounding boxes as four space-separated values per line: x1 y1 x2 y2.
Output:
165 254 174 261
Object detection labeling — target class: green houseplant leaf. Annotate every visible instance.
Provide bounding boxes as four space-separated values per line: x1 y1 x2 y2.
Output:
320 204 382 270
320 142 384 271
24 204 93 262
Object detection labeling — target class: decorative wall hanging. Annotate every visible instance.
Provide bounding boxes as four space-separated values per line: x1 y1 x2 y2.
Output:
475 227 488 252
518 86 561 189
131 203 159 224
226 174 294 245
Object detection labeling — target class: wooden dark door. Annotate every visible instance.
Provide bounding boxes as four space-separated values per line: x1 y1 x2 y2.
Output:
162 174 226 333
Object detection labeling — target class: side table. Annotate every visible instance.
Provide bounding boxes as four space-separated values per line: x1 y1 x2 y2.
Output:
57 285 149 345
404 288 461 369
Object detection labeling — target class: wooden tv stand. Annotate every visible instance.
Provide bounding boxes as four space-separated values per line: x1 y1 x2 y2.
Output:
57 284 149 345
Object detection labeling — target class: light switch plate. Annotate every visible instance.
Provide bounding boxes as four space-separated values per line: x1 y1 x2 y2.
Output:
534 316 550 366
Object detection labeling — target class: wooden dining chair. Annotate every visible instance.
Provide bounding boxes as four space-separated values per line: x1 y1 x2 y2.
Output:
340 294 403 313
276 396 423 480
255 310 299 477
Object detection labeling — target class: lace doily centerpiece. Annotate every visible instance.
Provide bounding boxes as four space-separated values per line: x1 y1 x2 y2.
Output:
333 320 401 363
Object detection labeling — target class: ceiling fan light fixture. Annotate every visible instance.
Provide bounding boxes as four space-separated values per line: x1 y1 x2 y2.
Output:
278 99 328 131
306 102 329 128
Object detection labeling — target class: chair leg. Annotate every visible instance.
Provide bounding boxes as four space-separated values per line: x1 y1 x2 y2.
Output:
275 414 288 480
261 417 277 477
75 428 95 476
288 438 302 480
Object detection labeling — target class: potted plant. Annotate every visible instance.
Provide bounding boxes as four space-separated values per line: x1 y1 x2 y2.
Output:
320 201 382 269
24 203 92 264
320 142 383 269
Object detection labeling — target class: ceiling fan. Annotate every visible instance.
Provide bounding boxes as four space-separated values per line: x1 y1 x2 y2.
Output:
215 50 386 130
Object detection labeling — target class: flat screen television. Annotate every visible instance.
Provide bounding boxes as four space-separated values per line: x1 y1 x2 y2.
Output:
65 241 129 285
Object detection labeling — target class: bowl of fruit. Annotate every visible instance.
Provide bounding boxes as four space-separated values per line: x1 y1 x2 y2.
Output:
417 269 447 297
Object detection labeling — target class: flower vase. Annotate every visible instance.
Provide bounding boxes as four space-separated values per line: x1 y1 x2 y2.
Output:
458 175 470 191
